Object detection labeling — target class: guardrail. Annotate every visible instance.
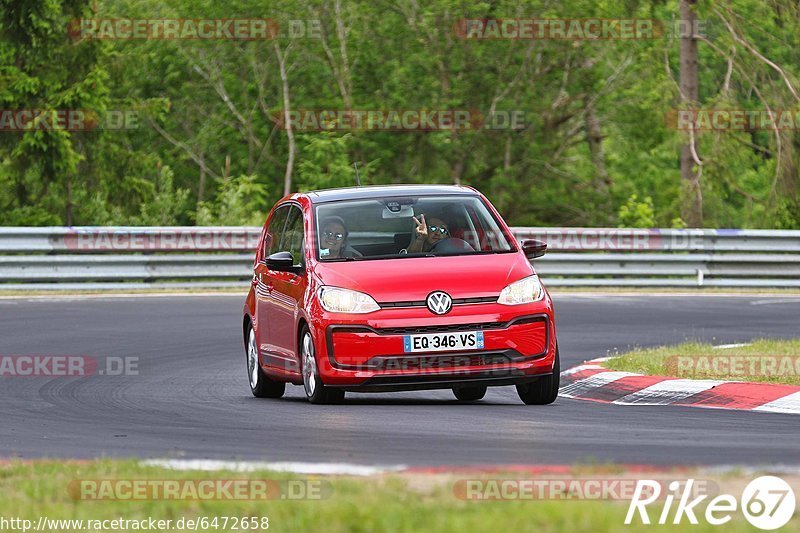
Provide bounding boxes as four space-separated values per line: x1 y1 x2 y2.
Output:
0 227 798 289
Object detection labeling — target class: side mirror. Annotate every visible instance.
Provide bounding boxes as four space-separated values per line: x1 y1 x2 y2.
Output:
266 251 296 271
521 239 547 260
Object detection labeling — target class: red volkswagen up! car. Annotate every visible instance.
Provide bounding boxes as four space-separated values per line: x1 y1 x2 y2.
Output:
243 185 559 404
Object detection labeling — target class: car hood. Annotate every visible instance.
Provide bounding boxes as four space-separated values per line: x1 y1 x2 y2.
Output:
313 252 534 302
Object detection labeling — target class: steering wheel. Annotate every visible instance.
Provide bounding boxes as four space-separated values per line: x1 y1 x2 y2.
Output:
429 237 475 254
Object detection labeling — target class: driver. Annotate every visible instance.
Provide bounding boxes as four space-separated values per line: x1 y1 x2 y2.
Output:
406 214 450 253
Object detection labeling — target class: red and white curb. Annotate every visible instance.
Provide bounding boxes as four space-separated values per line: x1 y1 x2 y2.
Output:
559 358 800 414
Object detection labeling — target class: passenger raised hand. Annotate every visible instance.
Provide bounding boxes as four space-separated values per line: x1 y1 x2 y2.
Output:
412 214 428 240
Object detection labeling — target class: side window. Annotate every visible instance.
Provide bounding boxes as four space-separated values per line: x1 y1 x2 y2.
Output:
282 206 305 267
264 206 289 259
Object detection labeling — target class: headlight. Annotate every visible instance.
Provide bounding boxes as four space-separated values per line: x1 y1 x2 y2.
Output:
319 286 380 313
497 275 545 305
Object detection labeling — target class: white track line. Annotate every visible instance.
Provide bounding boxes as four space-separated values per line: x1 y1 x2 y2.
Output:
750 298 800 306
560 363 605 377
142 459 407 476
141 458 800 476
712 343 751 350
587 356 616 363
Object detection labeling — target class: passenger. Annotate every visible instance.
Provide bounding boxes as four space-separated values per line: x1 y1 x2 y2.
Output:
406 214 450 253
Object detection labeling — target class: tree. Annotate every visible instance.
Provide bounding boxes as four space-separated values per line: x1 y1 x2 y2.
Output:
679 0 703 227
0 0 109 224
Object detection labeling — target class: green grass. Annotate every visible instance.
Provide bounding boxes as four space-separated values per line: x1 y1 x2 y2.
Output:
605 339 800 385
0 460 794 532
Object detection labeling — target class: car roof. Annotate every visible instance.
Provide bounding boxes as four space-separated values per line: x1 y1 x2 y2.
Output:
302 184 479 204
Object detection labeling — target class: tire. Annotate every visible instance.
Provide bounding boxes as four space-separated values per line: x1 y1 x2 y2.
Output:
300 326 345 405
452 385 487 401
246 323 285 399
516 346 560 405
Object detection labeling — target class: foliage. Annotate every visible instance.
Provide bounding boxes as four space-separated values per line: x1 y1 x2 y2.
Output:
1 0 799 229
617 194 656 228
129 164 191 225
196 174 269 226
296 133 356 191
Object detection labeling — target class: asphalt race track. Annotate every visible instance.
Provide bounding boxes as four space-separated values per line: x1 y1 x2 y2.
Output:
1 293 799 467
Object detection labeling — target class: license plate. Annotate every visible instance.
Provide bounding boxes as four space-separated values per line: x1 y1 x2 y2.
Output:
403 331 484 353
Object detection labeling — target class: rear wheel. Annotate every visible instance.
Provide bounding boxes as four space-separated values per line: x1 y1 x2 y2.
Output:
452 385 487 401
516 346 560 405
246 324 285 399
301 326 345 405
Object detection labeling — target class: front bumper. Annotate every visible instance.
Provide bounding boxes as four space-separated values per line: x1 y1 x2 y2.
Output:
334 371 549 392
312 302 557 389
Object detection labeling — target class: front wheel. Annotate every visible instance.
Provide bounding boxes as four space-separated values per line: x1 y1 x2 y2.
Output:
246 324 285 399
516 346 560 405
301 326 345 405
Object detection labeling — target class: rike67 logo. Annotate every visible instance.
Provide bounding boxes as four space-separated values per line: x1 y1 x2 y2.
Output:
626 476 795 530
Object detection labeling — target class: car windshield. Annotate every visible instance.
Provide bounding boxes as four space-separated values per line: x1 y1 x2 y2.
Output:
314 195 515 261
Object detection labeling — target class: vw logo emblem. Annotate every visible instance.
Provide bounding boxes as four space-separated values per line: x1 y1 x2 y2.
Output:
426 291 452 315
